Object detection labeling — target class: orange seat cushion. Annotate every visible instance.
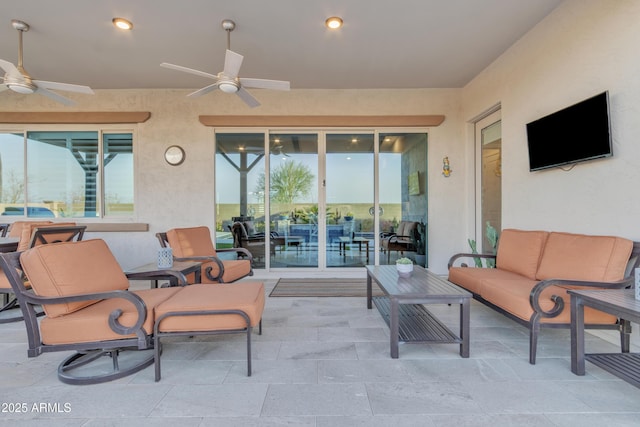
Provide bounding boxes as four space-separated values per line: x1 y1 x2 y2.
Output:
448 267 531 295
39 287 182 345
155 282 265 332
480 277 616 325
20 239 130 318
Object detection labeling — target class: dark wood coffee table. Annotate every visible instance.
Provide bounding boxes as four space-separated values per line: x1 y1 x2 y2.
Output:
366 265 471 358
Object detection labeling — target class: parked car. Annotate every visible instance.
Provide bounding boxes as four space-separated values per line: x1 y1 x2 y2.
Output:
1 207 55 217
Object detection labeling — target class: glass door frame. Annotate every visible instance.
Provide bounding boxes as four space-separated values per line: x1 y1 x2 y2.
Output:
212 127 429 274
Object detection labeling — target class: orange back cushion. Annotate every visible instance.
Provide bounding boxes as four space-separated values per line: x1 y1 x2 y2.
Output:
536 232 633 282
166 226 217 257
19 239 129 318
496 229 549 280
9 221 53 239
18 222 77 251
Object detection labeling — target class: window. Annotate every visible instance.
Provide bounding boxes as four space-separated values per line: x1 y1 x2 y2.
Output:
0 130 134 218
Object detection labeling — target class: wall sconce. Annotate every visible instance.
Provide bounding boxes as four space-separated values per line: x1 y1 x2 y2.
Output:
442 156 452 177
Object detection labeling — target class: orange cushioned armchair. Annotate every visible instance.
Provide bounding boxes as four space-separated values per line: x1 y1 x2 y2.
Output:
1 238 265 383
157 226 253 283
0 223 86 324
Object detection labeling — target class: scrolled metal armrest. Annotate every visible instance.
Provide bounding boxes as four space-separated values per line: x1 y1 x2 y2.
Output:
529 276 633 319
448 252 497 269
22 290 148 339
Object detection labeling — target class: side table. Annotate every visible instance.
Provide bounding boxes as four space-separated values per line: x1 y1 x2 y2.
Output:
569 288 640 388
125 261 202 288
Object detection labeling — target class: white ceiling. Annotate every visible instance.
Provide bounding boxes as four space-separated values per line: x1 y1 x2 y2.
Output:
0 0 563 91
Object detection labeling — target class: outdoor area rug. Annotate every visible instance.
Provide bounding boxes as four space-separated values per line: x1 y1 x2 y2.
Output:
269 278 384 297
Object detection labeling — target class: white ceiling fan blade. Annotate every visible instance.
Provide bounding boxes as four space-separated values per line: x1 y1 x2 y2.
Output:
187 82 220 98
240 78 290 91
34 79 94 94
0 59 21 78
223 50 244 79
34 87 75 106
160 62 218 80
236 87 260 108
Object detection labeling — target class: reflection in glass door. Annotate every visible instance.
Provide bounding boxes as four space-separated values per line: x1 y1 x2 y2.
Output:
378 133 428 266
214 133 267 268
325 134 374 268
268 133 319 268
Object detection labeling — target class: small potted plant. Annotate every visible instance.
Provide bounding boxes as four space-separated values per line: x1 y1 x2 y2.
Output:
396 257 414 278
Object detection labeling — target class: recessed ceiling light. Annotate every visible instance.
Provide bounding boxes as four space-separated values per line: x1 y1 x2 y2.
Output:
325 17 343 29
112 18 133 30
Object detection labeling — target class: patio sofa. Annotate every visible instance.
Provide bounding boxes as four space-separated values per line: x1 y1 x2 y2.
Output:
448 229 640 364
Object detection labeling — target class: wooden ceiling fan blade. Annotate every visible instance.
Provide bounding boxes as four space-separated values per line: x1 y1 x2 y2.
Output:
34 79 94 94
34 86 75 105
236 87 260 108
160 62 218 80
223 50 243 79
240 78 290 91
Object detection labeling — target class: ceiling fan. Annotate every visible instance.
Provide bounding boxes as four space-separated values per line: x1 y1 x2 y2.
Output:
0 19 94 106
160 19 290 108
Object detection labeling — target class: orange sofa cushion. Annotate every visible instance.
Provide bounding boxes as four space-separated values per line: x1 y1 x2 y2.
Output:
536 232 633 282
448 267 529 295
39 287 182 345
155 282 265 332
20 239 130 318
480 277 617 325
17 222 77 251
495 229 548 280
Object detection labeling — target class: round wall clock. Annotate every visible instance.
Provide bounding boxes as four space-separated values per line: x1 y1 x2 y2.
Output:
164 145 185 166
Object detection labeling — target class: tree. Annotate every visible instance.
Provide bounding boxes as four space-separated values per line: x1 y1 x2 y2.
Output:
256 161 314 206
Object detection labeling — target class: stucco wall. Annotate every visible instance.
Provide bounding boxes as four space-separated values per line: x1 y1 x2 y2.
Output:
0 88 464 272
462 0 640 242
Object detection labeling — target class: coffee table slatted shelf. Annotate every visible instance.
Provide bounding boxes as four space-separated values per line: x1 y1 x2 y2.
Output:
372 296 461 343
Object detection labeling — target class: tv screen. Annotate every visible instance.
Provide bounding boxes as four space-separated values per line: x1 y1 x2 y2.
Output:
526 91 612 171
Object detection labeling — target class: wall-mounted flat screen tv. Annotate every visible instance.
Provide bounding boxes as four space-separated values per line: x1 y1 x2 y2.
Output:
526 91 612 171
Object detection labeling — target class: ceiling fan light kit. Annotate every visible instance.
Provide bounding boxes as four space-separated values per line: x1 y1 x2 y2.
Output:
1 19 95 105
160 19 290 108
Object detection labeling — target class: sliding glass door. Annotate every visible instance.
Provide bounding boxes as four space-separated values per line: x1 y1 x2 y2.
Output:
214 129 428 271
268 133 319 268
325 133 374 268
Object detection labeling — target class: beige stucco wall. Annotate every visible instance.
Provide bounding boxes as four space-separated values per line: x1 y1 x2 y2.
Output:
0 88 465 272
461 0 640 242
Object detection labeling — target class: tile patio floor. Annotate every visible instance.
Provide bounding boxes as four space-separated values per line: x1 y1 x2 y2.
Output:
1 278 640 426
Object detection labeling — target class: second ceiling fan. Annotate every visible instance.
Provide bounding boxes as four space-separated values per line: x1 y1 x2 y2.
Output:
161 19 290 108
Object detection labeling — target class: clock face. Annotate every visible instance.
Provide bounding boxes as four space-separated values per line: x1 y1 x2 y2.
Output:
164 145 185 166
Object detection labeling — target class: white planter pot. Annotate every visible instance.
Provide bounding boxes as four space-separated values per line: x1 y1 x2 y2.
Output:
396 263 413 278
